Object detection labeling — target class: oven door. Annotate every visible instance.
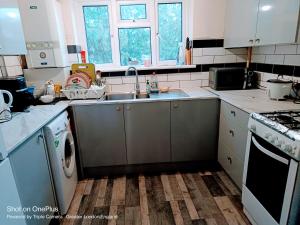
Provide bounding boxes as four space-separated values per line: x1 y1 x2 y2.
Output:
242 133 298 225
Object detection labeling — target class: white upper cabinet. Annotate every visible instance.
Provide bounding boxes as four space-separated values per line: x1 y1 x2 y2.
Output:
224 0 300 48
224 0 259 48
0 0 26 55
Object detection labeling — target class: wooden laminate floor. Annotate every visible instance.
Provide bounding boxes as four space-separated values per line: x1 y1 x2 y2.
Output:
61 170 251 225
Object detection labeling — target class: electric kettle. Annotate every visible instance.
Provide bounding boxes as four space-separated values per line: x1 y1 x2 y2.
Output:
0 89 13 116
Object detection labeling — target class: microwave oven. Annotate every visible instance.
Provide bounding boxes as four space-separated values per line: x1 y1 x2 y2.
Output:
209 67 257 90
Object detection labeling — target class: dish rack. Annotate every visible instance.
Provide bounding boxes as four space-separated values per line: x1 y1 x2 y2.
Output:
61 85 106 100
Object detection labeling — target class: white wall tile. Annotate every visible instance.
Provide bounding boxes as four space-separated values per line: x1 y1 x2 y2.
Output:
193 48 203 57
146 74 167 82
180 80 202 88
214 55 236 63
4 56 20 66
168 73 190 81
236 55 247 63
203 47 225 56
252 54 266 63
15 66 23 75
275 44 297 55
106 77 123 85
265 55 284 64
253 46 275 54
297 45 300 54
5 66 17 77
193 56 214 64
159 81 180 89
202 80 209 86
122 76 145 84
284 55 300 66
262 72 277 81
191 72 209 80
226 48 247 55
111 84 134 92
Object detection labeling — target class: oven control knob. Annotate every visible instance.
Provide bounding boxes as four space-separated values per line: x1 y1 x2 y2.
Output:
264 133 272 140
275 140 282 147
250 124 256 132
270 136 278 143
284 145 292 153
291 145 298 155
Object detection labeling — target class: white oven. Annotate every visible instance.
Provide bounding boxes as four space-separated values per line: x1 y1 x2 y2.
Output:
242 117 300 225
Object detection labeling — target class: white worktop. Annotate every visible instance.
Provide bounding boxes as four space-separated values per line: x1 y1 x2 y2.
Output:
0 102 68 158
205 88 300 113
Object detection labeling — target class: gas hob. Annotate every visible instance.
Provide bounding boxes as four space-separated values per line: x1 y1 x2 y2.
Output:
249 110 300 161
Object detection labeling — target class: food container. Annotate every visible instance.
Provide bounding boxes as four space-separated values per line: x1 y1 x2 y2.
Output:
267 79 293 100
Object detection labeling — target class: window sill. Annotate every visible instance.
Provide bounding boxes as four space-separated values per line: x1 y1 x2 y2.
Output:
97 64 196 73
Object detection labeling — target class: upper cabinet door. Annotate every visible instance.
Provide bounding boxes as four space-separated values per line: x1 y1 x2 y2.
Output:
224 0 259 48
255 0 300 46
0 0 26 55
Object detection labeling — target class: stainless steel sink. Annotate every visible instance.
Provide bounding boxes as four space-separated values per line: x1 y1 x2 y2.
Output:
136 93 150 99
105 93 135 101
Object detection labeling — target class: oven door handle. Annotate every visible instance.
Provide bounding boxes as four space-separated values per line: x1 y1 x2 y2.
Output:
252 136 289 165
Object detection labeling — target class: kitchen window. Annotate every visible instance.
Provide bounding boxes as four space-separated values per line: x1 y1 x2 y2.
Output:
76 0 186 68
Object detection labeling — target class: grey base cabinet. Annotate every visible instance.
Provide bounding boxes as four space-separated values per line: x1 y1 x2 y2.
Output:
124 102 171 164
10 130 55 225
171 99 220 162
73 104 127 167
218 100 249 189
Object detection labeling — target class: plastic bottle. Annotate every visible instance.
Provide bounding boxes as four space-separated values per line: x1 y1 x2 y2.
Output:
146 80 151 94
150 73 159 93
177 42 185 65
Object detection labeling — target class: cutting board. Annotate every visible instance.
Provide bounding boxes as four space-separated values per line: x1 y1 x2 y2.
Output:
71 63 96 81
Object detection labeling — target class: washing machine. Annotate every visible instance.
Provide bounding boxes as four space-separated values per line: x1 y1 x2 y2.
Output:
44 111 78 215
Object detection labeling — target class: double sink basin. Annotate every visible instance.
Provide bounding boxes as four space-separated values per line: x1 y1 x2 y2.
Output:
105 89 189 101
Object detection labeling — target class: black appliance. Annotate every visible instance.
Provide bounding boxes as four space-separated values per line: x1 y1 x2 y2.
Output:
0 76 34 112
209 67 258 90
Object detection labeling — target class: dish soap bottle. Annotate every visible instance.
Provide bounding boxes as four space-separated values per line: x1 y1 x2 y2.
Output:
146 79 151 94
177 42 185 65
150 73 159 93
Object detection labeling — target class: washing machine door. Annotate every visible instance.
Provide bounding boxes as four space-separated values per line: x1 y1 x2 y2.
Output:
62 131 76 178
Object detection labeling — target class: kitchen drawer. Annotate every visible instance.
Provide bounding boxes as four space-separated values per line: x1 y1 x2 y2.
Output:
221 101 249 130
219 110 249 161
218 143 243 189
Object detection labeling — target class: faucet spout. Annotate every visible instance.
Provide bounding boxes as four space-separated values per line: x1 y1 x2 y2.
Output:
126 66 140 95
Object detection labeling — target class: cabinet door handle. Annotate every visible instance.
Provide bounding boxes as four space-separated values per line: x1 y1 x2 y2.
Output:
229 130 234 136
230 110 236 117
255 38 260 44
249 39 254 44
116 106 121 111
37 134 44 143
227 157 232 164
173 104 179 109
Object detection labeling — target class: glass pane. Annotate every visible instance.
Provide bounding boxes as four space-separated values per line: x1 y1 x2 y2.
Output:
118 28 151 66
83 6 112 64
158 3 182 61
120 4 146 20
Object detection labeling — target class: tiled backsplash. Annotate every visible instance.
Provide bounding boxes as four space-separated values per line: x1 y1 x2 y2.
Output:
251 44 300 77
0 56 23 77
105 72 209 92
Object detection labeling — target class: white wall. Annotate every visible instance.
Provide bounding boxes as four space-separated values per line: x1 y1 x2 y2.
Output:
192 0 226 39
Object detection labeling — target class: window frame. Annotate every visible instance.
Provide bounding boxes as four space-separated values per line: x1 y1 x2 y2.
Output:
75 0 185 68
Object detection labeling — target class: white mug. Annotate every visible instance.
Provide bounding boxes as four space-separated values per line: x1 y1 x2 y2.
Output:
0 90 13 113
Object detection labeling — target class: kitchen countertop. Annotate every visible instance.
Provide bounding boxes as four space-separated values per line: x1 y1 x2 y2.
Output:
0 102 68 158
69 87 218 106
205 88 300 113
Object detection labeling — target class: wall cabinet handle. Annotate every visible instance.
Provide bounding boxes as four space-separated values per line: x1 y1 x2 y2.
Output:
255 38 260 43
229 130 234 136
230 110 236 117
227 157 232 164
249 39 254 44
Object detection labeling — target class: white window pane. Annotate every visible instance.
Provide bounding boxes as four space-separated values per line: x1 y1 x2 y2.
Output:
83 6 112 64
158 3 182 61
118 28 151 66
120 4 146 20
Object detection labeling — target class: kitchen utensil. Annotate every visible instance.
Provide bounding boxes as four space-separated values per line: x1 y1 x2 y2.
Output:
45 80 55 96
267 78 292 100
71 63 96 81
